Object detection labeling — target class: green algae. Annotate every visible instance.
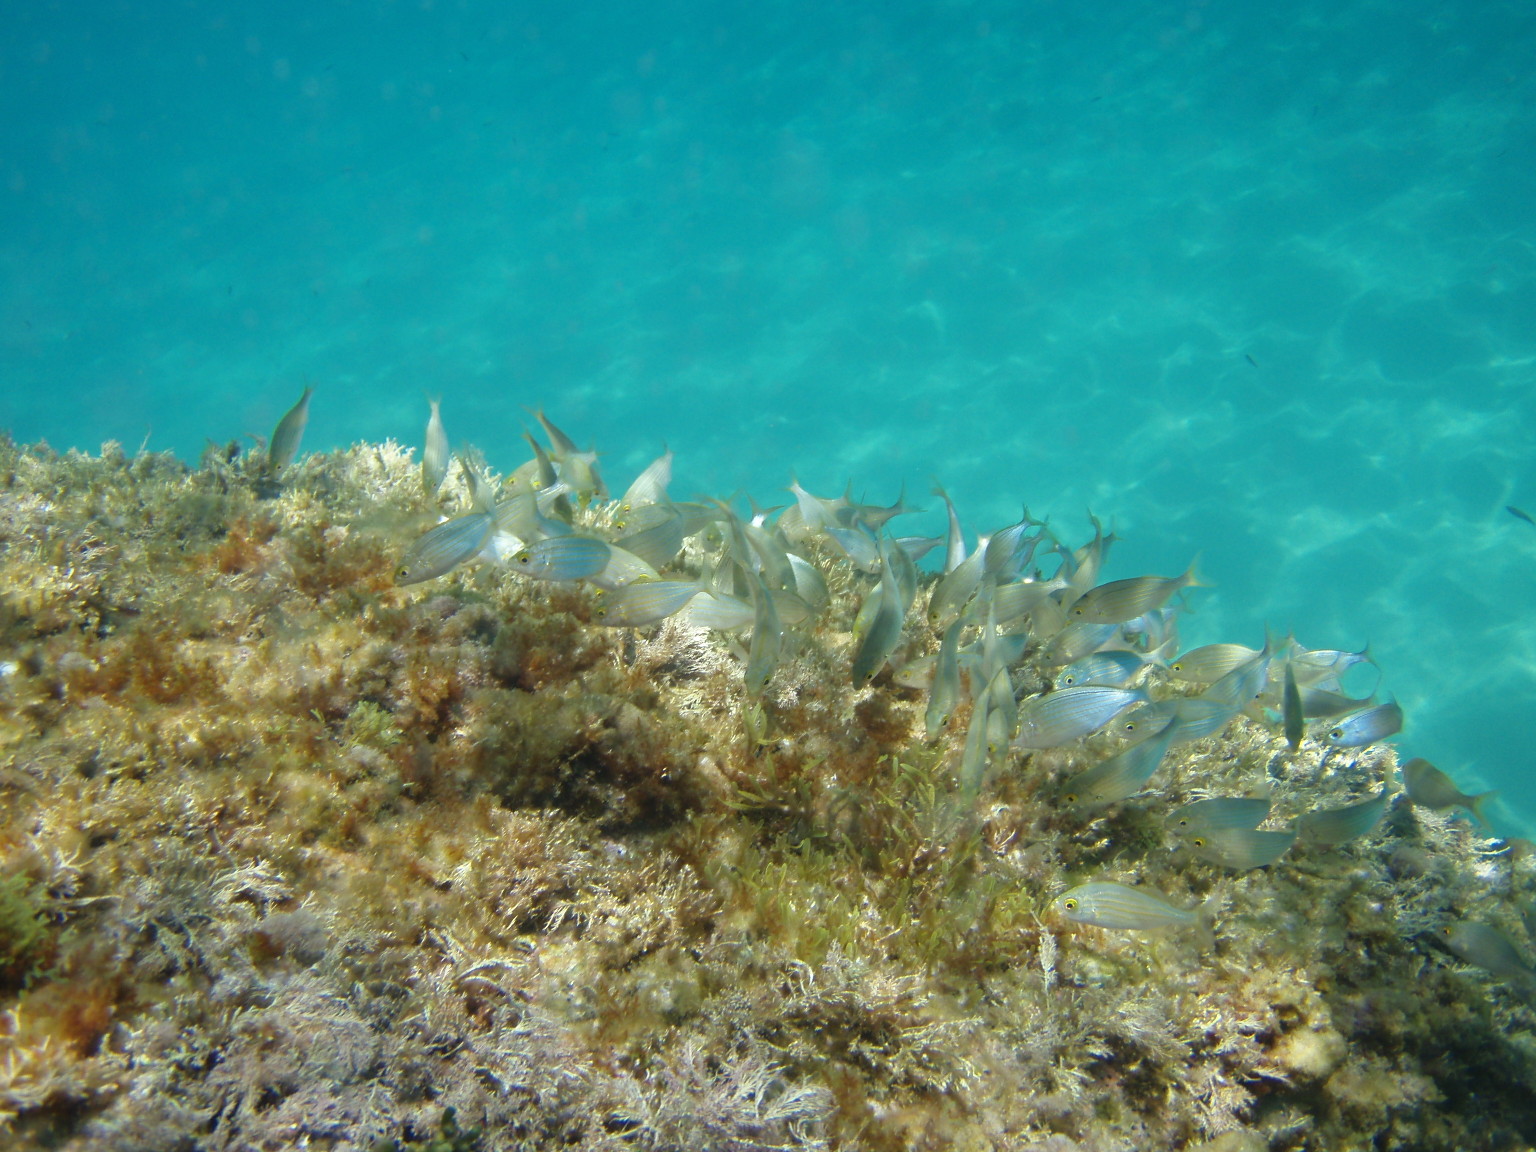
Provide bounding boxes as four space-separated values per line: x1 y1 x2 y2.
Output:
0 432 1534 1150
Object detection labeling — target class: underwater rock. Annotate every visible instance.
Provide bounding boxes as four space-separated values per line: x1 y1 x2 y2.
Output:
0 430 1532 1151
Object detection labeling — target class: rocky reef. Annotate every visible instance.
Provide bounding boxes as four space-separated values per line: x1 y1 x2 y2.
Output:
0 430 1533 1151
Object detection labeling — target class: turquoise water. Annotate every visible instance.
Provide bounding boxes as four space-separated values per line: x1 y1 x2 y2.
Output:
4 2 1534 828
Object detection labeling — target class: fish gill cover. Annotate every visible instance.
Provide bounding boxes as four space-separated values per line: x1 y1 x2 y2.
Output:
0 413 1533 1151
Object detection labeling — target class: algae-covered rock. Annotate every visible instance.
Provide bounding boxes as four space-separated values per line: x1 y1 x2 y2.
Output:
0 432 1532 1151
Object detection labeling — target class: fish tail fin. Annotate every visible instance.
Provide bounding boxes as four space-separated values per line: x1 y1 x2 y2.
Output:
1470 790 1500 831
1182 553 1211 590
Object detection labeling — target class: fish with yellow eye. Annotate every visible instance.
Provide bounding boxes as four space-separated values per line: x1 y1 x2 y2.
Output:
1050 881 1209 938
1435 921 1536 998
1323 700 1403 748
1068 560 1204 625
1061 717 1183 810
1179 825 1297 871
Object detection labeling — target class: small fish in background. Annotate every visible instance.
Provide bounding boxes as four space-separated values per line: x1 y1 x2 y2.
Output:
1061 716 1183 810
268 386 313 470
422 396 450 494
1323 700 1403 748
1401 757 1497 828
1435 921 1536 996
1508 505 1536 528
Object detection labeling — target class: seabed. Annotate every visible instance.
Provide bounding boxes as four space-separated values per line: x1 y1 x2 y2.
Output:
0 433 1533 1151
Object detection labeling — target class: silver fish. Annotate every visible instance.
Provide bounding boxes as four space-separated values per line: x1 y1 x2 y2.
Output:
396 510 494 585
852 541 906 684
1439 921 1536 989
1182 825 1296 870
925 618 964 740
1169 643 1259 684
1119 697 1237 745
744 574 783 697
1051 882 1201 932
1282 662 1304 750
1167 796 1271 835
268 386 313 470
927 540 987 629
1062 717 1183 810
1013 685 1148 750
1069 561 1203 625
619 447 673 513
614 508 685 571
1297 791 1389 847
593 580 701 628
512 535 612 582
422 396 449 494
1039 620 1120 668
1055 650 1145 690
1324 700 1403 748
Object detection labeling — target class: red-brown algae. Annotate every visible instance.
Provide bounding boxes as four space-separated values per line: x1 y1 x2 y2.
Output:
0 432 1532 1150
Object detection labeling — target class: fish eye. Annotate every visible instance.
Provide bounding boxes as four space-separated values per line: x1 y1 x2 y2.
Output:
516 552 532 565
1062 898 1078 910
1192 837 1207 848
1328 727 1343 739
1063 793 1079 804
1062 675 1077 686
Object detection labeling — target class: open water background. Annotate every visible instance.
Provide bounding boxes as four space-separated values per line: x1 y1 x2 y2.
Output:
3 1 1534 828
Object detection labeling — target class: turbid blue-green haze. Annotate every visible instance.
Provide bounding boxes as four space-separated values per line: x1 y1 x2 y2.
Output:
3 1 1534 827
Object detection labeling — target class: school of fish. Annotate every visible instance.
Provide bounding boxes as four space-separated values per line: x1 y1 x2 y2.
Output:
350 394 1518 988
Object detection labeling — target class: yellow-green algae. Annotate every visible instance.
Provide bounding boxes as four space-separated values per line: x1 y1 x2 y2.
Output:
0 432 1533 1151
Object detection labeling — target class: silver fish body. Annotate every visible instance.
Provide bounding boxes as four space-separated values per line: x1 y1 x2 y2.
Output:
1013 686 1148 750
592 580 701 628
1440 922 1536 987
852 543 906 684
1297 791 1389 847
395 510 494 585
1055 650 1145 690
512 535 612 582
1182 825 1297 870
1063 717 1182 809
269 386 313 469
1167 796 1271 836
1324 700 1403 748
1052 882 1199 932
1120 697 1237 744
1169 643 1258 684
422 397 449 494
1069 561 1202 625
1282 662 1305 750
744 574 783 697
925 618 964 740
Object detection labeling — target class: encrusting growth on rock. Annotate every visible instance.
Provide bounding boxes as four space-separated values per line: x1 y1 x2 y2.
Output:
0 425 1532 1151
